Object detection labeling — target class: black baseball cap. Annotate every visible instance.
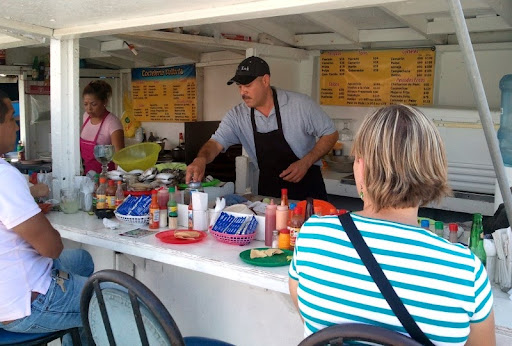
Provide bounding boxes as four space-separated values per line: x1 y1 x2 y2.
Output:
227 56 270 85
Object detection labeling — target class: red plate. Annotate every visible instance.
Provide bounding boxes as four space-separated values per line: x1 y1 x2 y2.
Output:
155 230 207 244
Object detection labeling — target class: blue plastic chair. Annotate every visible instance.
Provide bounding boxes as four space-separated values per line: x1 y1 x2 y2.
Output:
81 269 234 346
0 327 80 345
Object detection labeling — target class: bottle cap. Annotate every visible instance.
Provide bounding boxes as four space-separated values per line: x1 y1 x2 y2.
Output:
272 230 278 235
279 228 290 234
99 177 107 183
281 188 288 195
449 223 458 232
420 219 430 228
267 199 277 210
108 180 115 186
434 221 444 229
289 202 296 210
168 186 175 193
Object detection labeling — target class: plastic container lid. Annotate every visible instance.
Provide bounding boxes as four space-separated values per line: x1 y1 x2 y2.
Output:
279 228 290 234
434 221 444 229
449 223 458 232
420 219 430 228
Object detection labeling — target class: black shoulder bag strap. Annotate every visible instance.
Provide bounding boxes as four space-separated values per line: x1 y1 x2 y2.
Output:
338 213 434 346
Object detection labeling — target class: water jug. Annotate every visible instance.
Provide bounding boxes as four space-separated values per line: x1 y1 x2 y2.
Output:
497 74 512 166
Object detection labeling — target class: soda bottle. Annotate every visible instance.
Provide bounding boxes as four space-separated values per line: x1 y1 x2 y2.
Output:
106 180 116 209
149 190 160 229
115 181 124 207
469 213 486 266
449 223 459 243
96 177 107 210
168 186 178 230
434 221 444 237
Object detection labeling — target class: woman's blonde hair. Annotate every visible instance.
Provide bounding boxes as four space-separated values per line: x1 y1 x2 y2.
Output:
351 105 451 211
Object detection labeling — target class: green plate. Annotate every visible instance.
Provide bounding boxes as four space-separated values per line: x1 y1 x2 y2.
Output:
239 248 293 267
178 179 221 189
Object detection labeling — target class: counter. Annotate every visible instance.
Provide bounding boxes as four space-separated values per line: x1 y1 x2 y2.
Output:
47 211 289 293
47 211 512 345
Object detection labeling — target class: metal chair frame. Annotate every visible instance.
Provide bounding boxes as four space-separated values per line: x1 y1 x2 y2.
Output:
297 323 422 346
80 269 185 346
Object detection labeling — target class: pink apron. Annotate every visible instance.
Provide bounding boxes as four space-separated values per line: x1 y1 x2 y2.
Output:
80 114 115 174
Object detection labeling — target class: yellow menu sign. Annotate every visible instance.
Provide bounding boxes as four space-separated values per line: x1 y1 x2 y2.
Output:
320 48 435 106
131 64 197 122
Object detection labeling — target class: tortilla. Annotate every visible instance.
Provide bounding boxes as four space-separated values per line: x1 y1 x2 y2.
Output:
174 230 201 239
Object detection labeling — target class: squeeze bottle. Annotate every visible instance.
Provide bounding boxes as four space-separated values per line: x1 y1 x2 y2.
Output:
265 199 277 247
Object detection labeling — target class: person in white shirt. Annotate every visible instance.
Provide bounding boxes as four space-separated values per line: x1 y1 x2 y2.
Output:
0 90 94 345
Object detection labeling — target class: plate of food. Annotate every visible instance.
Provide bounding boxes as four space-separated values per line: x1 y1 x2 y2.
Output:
155 230 207 244
239 248 293 267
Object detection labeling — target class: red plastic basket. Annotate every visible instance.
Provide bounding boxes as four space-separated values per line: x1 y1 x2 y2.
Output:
209 228 256 246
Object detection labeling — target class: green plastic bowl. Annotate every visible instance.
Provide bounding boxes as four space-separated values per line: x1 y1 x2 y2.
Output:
113 143 161 172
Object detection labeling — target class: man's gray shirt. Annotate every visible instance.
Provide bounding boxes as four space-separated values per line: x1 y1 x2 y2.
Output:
211 88 336 169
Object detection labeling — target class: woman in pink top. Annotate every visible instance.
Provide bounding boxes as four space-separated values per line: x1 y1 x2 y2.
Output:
80 80 124 174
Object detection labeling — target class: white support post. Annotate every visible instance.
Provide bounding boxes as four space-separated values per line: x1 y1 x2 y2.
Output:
50 38 80 194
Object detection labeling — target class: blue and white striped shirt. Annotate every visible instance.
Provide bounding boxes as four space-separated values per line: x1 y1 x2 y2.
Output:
289 213 493 345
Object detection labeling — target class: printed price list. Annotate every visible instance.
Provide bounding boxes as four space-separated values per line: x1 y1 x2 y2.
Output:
131 65 197 122
320 48 435 106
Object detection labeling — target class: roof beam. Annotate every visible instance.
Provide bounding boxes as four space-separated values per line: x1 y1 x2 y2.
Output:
52 0 403 39
0 18 53 37
389 0 489 16
302 13 360 45
116 35 201 62
428 15 511 34
359 28 427 42
381 4 446 44
294 33 353 47
483 0 512 26
237 19 296 46
123 30 309 61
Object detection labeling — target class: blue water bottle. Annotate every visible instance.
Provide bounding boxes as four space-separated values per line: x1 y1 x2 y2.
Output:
497 74 512 166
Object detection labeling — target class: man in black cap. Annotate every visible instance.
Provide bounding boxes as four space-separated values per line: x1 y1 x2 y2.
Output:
186 56 338 200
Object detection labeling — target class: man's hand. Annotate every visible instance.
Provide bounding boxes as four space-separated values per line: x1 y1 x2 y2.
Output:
30 183 50 198
185 139 224 184
186 157 207 184
279 159 311 183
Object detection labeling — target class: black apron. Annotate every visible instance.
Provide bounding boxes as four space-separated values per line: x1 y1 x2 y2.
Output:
251 88 328 201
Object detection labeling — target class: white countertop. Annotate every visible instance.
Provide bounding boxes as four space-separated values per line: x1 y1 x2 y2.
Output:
48 210 512 334
47 211 290 294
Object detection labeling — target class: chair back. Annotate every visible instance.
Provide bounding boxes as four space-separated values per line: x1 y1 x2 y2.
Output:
80 269 185 346
298 323 422 346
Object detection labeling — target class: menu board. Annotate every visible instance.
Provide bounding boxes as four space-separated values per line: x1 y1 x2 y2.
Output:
320 48 435 106
131 64 197 122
